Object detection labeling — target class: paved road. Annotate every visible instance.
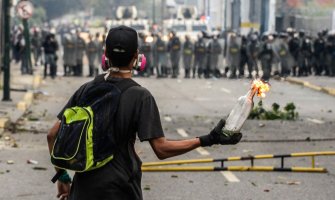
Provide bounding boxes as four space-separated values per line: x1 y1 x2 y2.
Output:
1 72 335 200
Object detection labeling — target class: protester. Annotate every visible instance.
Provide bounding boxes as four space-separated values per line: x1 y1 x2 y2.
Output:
42 33 58 79
47 25 242 200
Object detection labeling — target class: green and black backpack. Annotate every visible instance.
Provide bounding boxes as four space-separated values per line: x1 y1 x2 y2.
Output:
51 76 138 173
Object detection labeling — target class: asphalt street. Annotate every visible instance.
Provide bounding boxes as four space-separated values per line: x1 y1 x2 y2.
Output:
0 67 335 200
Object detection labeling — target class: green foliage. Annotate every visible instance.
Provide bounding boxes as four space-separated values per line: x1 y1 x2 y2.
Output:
248 101 299 121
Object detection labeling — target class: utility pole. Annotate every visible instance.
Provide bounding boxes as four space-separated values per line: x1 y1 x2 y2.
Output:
22 18 33 74
2 0 11 101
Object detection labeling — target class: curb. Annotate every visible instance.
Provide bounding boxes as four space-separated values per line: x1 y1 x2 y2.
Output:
285 77 335 97
17 74 42 111
0 74 42 132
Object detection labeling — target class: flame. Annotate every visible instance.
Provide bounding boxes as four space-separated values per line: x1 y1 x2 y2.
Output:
252 79 270 98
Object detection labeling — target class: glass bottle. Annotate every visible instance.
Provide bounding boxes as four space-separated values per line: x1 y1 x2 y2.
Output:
222 87 258 136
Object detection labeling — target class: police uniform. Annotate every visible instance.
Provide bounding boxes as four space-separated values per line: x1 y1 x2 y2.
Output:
182 39 193 78
288 36 300 76
227 35 240 78
300 37 313 76
207 38 222 78
239 37 248 78
153 36 168 77
259 39 273 81
62 33 75 76
140 38 153 77
193 38 207 78
246 38 260 78
313 34 326 75
86 39 98 77
74 34 86 76
168 35 182 78
277 35 291 77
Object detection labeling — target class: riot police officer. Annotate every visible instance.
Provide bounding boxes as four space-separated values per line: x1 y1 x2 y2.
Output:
168 31 182 78
239 36 248 78
86 34 98 77
246 34 260 78
62 30 76 76
74 30 86 76
207 35 222 78
313 32 326 76
193 34 207 78
226 33 240 79
325 33 335 77
182 35 193 78
277 33 291 77
140 34 153 77
288 32 300 76
153 33 168 78
259 34 274 81
95 32 104 75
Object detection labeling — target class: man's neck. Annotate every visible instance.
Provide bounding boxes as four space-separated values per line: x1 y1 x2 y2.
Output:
109 72 132 78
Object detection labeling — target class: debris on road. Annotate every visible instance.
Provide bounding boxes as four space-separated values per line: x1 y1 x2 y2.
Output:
143 185 151 191
27 159 39 165
32 166 47 171
7 160 14 165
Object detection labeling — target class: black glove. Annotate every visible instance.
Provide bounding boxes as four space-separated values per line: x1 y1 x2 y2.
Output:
199 119 243 147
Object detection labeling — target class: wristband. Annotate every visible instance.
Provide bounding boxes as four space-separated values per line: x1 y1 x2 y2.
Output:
58 170 72 184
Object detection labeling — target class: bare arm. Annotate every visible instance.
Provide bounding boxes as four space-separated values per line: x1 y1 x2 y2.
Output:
149 137 201 160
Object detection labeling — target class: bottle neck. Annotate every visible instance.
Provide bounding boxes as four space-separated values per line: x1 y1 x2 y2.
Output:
246 87 258 100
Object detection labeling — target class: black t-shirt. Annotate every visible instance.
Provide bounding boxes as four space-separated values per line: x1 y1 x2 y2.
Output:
57 75 165 200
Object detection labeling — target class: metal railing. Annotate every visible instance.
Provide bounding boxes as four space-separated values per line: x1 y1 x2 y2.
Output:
142 151 335 173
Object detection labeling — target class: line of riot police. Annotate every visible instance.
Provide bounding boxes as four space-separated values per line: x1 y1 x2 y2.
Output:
225 28 335 81
136 28 335 81
137 30 223 79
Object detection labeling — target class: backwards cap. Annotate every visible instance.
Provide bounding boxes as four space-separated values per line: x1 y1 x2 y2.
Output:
105 25 138 59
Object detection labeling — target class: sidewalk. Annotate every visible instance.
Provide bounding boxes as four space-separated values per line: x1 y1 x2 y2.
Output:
0 63 42 134
284 76 335 96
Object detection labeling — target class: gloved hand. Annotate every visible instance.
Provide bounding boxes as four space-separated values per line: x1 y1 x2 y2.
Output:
198 119 243 147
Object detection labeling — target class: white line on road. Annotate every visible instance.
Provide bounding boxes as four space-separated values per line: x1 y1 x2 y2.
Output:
306 118 325 124
196 147 210 156
221 88 231 94
176 128 189 138
221 171 240 182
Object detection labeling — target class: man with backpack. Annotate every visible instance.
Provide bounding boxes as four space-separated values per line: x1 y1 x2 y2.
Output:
47 26 242 200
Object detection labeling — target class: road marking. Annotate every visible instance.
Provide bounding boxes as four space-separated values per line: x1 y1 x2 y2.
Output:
306 118 325 124
164 116 172 122
176 128 189 138
196 147 210 156
221 171 240 182
221 88 231 94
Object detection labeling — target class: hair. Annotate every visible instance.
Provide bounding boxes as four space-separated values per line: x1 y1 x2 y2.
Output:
106 50 135 67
